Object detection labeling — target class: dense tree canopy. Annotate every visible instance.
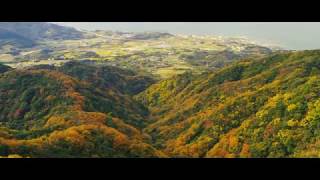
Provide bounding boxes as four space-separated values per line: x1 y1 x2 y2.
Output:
2 50 320 157
0 62 162 157
137 50 320 157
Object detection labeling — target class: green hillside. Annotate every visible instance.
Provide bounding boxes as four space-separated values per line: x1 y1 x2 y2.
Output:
58 61 155 95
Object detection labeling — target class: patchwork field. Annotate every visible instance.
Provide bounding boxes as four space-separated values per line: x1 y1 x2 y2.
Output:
0 31 273 79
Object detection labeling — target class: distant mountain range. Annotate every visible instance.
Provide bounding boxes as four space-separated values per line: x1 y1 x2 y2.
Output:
0 28 35 48
0 22 84 49
0 22 84 41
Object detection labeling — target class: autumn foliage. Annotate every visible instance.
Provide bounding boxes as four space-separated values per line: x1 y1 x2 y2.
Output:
3 50 320 157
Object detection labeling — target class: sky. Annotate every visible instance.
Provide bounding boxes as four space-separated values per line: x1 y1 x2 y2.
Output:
53 22 320 50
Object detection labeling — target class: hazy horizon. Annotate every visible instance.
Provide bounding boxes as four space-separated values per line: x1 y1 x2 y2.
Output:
53 22 320 50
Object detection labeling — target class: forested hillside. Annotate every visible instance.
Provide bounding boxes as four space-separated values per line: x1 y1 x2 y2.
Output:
137 50 320 157
0 62 164 158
